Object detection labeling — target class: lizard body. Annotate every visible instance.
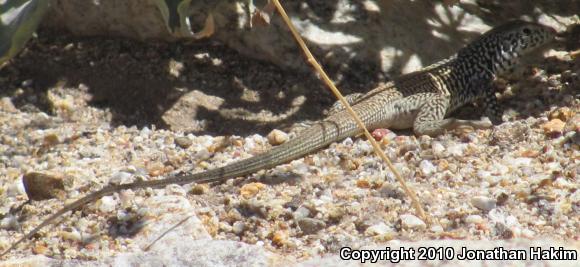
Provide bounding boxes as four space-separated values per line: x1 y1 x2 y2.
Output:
1 20 555 257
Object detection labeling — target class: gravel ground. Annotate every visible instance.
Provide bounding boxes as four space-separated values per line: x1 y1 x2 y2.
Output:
0 26 578 265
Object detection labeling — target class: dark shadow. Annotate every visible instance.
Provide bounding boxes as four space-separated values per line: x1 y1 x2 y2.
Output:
0 1 576 137
0 29 335 136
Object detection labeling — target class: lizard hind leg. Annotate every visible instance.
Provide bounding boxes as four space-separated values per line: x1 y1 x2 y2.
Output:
290 92 364 137
413 95 493 136
285 93 366 137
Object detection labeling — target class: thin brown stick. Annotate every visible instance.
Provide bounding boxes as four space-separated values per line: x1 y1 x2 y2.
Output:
271 0 428 222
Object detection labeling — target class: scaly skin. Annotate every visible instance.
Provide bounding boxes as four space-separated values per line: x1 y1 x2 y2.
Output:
1 20 555 258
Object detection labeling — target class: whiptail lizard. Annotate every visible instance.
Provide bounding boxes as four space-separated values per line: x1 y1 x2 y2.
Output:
1 20 556 257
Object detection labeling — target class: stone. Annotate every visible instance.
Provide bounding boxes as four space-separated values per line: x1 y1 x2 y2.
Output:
542 119 566 137
365 222 393 236
174 136 193 148
471 196 497 212
22 172 65 201
297 218 326 234
399 214 426 230
267 129 289 146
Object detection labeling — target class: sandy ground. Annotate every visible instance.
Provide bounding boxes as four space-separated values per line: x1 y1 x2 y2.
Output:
0 27 578 263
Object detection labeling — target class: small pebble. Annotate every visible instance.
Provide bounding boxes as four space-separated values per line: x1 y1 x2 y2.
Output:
43 133 60 146
339 156 361 171
471 196 497 211
267 129 289 146
431 142 445 157
400 214 426 230
542 119 565 137
240 182 266 199
58 229 82 242
22 79 34 87
430 225 444 233
22 172 65 201
297 218 326 234
232 221 246 235
97 196 117 213
174 136 193 148
168 59 184 78
418 135 432 149
219 222 233 232
109 171 133 185
447 143 465 157
0 215 19 230
372 128 391 141
271 231 288 246
548 107 574 122
189 184 208 195
465 214 484 224
293 206 311 220
356 178 371 189
365 222 393 236
419 160 436 176
327 206 345 222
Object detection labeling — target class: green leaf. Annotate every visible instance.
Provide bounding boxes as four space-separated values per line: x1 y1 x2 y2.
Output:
152 0 194 38
0 0 49 66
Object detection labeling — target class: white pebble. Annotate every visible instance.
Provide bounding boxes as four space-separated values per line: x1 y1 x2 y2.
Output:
400 214 426 230
0 215 18 230
219 222 233 232
471 196 497 211
243 134 262 151
419 160 436 176
6 181 25 197
293 206 311 220
109 171 133 185
430 225 444 233
116 209 131 221
431 142 445 157
341 137 353 146
356 141 373 154
365 222 393 236
447 143 466 157
465 214 484 224
140 126 151 136
97 196 117 213
233 221 246 235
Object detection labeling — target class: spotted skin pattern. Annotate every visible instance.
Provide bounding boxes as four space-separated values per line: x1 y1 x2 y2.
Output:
336 21 555 135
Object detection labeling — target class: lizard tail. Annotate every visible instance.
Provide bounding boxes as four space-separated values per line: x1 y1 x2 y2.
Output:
1 111 363 258
168 118 362 185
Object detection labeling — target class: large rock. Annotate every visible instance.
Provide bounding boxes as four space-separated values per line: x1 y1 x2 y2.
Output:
43 0 578 76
